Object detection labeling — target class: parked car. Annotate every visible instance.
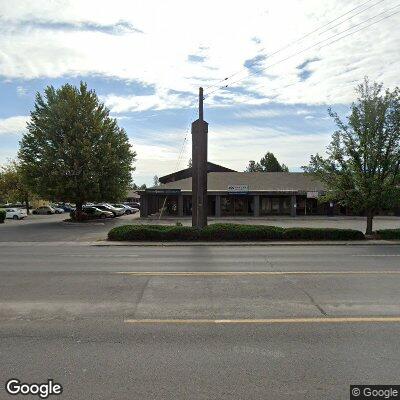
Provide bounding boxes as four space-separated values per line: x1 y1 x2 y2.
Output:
32 206 55 215
58 203 76 212
3 208 27 220
82 206 114 219
50 204 65 214
95 204 125 217
112 204 139 215
125 202 140 209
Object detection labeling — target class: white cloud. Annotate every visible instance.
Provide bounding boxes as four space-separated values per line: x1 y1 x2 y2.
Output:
16 86 28 96
103 88 193 113
131 136 189 184
234 108 313 119
0 116 29 135
0 0 398 108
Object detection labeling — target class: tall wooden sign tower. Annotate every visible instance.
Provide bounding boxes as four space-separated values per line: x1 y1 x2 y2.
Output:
191 87 208 228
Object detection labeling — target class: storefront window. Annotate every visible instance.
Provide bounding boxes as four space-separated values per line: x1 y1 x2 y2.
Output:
221 196 233 216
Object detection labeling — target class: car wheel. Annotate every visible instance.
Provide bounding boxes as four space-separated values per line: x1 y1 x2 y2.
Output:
47 211 52 215
13 215 19 220
100 214 106 219
33 211 37 215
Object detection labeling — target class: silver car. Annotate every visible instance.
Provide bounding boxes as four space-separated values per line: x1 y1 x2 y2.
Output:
112 204 139 215
32 206 56 215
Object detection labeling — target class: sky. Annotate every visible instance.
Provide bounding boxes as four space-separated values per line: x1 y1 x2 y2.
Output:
0 0 399 186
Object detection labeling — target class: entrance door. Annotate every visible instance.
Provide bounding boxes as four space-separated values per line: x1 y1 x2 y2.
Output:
234 197 248 216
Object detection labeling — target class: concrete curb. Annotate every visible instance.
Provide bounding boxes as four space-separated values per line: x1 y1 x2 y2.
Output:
94 240 400 247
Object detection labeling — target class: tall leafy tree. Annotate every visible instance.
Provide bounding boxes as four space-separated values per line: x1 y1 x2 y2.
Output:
245 153 289 172
245 160 263 172
19 82 136 214
0 160 33 214
303 78 400 234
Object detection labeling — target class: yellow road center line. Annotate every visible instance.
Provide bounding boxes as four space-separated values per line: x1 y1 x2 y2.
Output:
125 317 400 324
116 271 400 276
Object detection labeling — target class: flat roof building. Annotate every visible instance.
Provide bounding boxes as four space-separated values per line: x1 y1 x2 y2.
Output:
138 166 337 218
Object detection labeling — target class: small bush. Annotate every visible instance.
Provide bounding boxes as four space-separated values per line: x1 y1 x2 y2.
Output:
108 225 200 241
70 210 89 222
108 223 364 241
282 227 365 241
0 210 6 223
375 229 400 240
200 223 284 241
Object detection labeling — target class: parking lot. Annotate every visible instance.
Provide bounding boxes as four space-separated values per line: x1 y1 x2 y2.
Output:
0 212 139 242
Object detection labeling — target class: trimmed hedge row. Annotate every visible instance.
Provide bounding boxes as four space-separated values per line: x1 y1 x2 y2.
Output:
108 223 365 241
375 229 400 240
0 210 5 224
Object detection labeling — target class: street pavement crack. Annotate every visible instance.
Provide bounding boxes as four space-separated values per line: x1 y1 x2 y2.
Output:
295 285 328 317
264 256 328 316
286 278 327 316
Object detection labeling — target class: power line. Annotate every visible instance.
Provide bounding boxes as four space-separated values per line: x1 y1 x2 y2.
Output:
174 103 198 171
205 4 400 98
204 0 387 90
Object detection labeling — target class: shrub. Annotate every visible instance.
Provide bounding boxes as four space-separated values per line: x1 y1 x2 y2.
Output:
0 210 6 224
70 210 89 222
108 225 199 241
375 229 400 240
200 223 284 241
282 227 365 241
108 223 364 241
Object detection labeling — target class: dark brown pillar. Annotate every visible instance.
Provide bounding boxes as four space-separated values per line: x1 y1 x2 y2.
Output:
290 195 296 217
140 194 148 218
192 118 208 228
192 87 208 229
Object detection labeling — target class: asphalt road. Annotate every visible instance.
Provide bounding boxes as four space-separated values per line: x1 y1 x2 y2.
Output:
1 243 400 399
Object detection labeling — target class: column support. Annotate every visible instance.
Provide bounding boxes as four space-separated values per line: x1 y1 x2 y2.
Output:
290 195 297 217
253 195 260 217
178 194 183 217
140 194 148 218
215 195 221 218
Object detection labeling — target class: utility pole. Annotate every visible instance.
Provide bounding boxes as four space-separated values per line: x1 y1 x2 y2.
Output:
191 87 208 228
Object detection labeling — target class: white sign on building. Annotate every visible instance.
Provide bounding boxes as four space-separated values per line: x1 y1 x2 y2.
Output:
227 185 249 193
307 191 319 199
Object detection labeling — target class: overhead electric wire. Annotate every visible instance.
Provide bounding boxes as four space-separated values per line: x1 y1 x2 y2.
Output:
205 4 400 97
204 0 387 90
174 103 198 171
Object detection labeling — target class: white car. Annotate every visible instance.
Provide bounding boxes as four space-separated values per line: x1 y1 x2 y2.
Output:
95 203 125 216
50 205 65 214
4 208 28 220
112 204 139 215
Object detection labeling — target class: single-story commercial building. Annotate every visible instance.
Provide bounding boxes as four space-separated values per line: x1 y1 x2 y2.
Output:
138 164 341 218
125 190 140 203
